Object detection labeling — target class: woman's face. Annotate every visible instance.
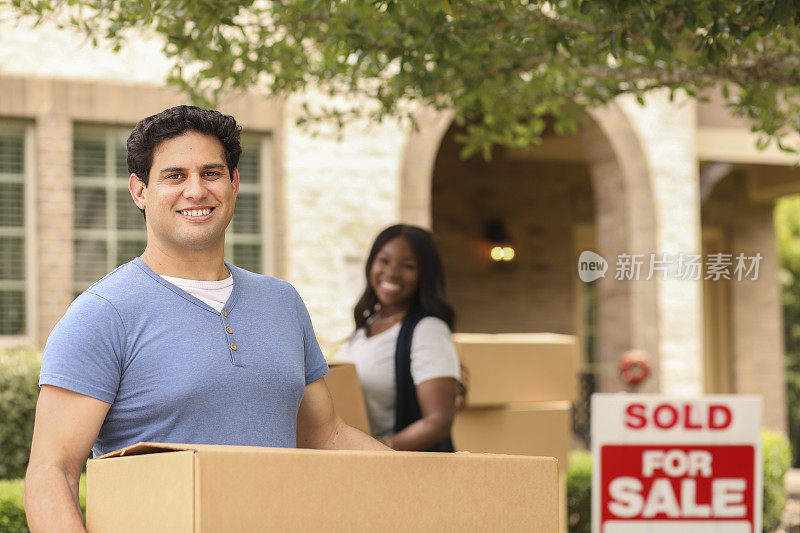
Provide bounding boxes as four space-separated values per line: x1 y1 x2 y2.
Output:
369 236 419 312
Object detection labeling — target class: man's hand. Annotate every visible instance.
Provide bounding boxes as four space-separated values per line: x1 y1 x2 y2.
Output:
24 385 110 532
297 378 391 451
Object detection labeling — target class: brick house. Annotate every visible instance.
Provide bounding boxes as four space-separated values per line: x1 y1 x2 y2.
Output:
0 17 794 431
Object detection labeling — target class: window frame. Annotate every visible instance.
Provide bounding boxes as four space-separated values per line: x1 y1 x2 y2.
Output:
72 125 143 293
0 119 36 345
224 133 270 274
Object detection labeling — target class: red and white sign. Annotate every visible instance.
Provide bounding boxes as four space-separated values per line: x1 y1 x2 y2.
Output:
592 394 762 533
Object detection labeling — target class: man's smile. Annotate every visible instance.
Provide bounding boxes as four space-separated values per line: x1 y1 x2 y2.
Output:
178 207 215 219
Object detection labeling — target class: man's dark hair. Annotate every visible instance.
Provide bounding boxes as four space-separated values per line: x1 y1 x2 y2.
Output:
127 105 242 188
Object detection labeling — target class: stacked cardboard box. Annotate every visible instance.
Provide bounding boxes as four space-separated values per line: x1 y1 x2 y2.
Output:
451 333 578 533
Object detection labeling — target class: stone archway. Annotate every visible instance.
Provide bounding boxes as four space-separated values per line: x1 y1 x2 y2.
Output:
399 108 454 229
399 103 672 393
580 104 661 392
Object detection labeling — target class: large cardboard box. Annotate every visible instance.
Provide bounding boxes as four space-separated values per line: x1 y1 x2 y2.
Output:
86 442 559 532
453 333 578 406
324 361 370 434
453 402 571 533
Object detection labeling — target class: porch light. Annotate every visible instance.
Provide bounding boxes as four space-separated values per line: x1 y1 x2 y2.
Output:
490 246 516 262
485 219 515 262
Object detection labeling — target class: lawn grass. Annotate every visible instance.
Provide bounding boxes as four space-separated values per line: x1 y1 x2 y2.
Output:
0 478 25 507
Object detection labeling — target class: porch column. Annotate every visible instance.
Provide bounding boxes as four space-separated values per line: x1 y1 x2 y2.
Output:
618 92 705 395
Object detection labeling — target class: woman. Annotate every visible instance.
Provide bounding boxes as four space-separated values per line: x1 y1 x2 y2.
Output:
336 224 462 452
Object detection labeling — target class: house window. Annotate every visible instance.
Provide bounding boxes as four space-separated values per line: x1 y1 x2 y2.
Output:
228 138 264 273
73 128 145 293
73 127 266 292
0 125 27 335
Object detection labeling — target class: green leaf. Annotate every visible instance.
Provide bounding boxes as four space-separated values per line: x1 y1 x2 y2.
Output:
440 0 453 17
651 29 673 52
6 0 800 160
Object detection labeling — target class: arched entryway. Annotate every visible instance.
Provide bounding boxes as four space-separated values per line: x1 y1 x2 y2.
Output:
399 104 662 394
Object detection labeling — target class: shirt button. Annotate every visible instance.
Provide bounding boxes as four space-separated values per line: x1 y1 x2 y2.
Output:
230 343 237 351
221 310 228 317
226 327 233 334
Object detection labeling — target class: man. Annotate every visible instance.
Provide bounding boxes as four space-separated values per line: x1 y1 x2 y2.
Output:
24 106 388 532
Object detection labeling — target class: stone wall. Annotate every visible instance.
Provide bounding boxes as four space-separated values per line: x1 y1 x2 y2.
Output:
0 15 170 83
284 96 407 351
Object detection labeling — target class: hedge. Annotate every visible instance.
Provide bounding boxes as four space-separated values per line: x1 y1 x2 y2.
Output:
763 428 792 531
0 348 41 479
566 448 592 532
566 429 792 533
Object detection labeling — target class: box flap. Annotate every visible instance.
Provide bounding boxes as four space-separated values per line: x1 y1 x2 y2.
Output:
97 442 188 459
101 442 401 460
97 442 254 459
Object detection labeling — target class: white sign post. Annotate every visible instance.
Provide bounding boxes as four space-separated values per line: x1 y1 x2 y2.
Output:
592 394 762 533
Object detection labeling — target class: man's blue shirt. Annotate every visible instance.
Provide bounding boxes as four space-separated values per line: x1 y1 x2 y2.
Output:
40 258 329 457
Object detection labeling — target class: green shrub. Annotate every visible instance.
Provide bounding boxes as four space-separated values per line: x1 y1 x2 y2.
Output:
567 450 592 533
776 195 800 468
0 348 41 479
565 431 792 533
0 499 28 533
762 428 791 532
0 475 86 532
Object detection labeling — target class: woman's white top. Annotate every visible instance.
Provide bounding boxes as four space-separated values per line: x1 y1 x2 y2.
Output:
159 274 233 312
335 316 461 438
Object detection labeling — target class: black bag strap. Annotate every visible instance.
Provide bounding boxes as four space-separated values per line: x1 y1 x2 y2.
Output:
393 306 455 452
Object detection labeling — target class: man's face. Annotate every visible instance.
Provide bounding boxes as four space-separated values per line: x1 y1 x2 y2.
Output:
130 131 239 255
